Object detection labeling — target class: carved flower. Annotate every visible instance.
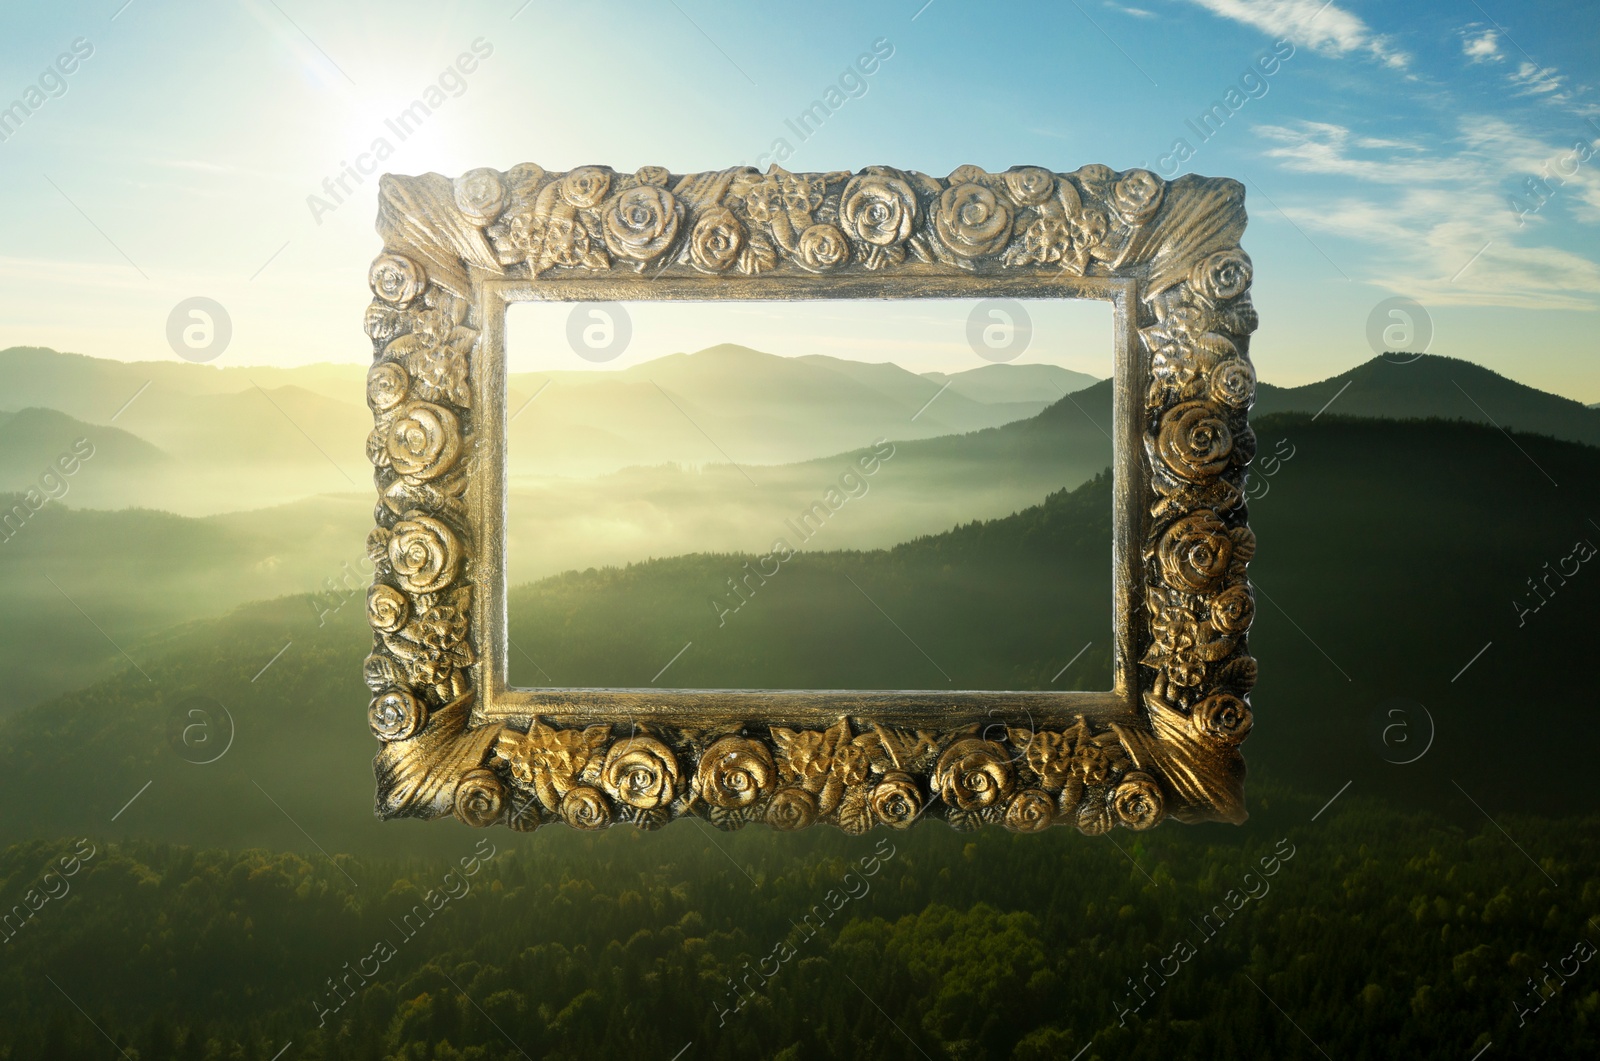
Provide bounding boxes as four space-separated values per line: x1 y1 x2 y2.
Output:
367 361 410 412
365 302 408 341
796 223 850 271
1194 692 1254 744
561 166 612 208
454 167 507 225
387 512 461 594
934 183 1013 258
934 738 1015 811
687 207 745 272
1070 733 1127 786
1190 249 1254 302
1005 789 1056 832
766 787 818 831
1002 166 1056 207
1111 169 1165 226
870 772 922 829
560 785 613 829
1157 400 1234 482
382 291 474 408
381 586 473 699
367 527 392 573
603 185 682 264
1159 511 1234 594
1022 730 1074 789
1111 771 1165 830
369 253 426 306
1210 584 1255 635
601 736 680 809
1077 797 1114 836
494 723 609 803
362 652 402 692
385 401 461 481
368 686 426 742
634 165 670 187
840 173 918 246
366 583 409 633
454 769 505 828
1209 358 1256 409
696 736 776 808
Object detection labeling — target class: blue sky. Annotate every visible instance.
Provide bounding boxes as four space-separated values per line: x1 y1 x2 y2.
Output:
1 0 1597 396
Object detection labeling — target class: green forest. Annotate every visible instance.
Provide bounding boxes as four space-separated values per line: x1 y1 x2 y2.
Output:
4 348 1600 1057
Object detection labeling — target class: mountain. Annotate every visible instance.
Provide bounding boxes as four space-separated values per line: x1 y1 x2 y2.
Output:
920 362 1101 404
1 414 1598 862
0 407 167 493
504 344 1078 477
1255 354 1600 447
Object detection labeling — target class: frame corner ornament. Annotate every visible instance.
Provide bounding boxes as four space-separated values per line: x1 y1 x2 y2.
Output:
362 161 1257 835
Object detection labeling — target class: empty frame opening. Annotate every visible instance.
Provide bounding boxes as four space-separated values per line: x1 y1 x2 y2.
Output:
502 298 1115 692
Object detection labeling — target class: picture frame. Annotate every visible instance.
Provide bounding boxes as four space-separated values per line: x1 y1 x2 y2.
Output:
361 161 1258 835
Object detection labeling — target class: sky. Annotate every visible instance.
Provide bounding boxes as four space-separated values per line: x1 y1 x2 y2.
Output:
1 0 1597 396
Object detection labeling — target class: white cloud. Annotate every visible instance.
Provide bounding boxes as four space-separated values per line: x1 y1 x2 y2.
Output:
1461 28 1502 63
1510 61 1567 99
1104 3 1157 17
1182 0 1410 69
1249 118 1600 310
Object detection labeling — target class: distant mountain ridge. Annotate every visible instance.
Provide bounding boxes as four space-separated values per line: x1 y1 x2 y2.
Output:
1255 354 1600 448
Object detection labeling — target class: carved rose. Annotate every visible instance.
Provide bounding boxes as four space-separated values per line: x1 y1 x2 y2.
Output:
766 787 818 831
385 401 461 481
561 166 612 208
1111 771 1165 830
1157 400 1234 482
366 584 409 633
560 785 613 829
603 185 681 264
696 736 776 808
368 686 426 742
870 772 923 829
1005 789 1056 832
934 183 1013 258
687 207 745 272
369 253 425 306
454 769 505 828
840 173 918 246
796 223 850 271
1209 358 1256 409
1159 511 1234 594
601 736 680 809
387 513 461 594
1210 584 1255 635
1194 692 1254 744
1002 166 1056 207
934 738 1015 811
367 361 409 412
454 167 507 225
1190 249 1254 302
634 165 670 187
1111 169 1165 226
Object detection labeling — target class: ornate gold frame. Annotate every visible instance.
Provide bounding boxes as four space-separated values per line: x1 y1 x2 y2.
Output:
361 162 1257 835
